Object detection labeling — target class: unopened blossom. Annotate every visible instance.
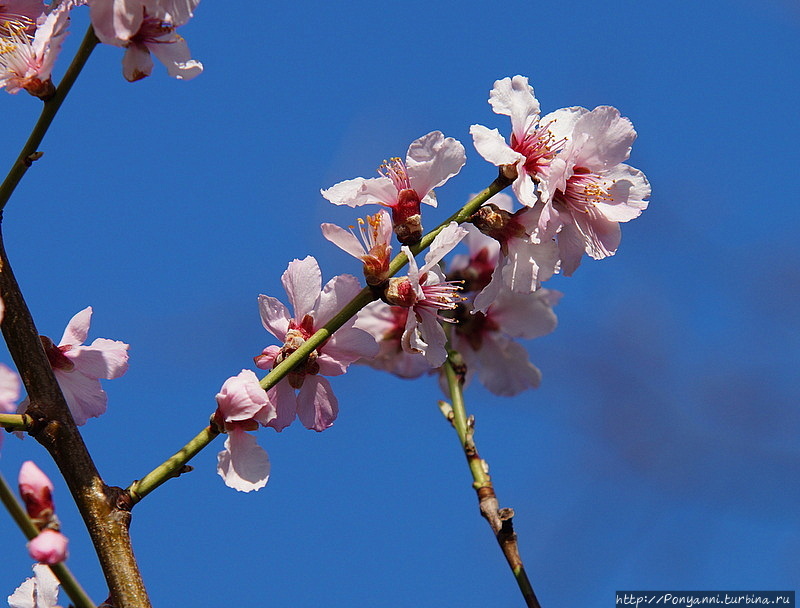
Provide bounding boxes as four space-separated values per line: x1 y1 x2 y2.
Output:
353 301 431 378
321 131 466 244
255 256 378 432
213 369 275 492
381 223 467 367
451 288 560 396
0 0 45 36
470 76 580 208
31 307 129 426
321 209 393 286
27 529 68 565
8 563 62 608
0 3 69 98
537 105 651 275
465 194 559 312
18 461 54 525
89 0 202 81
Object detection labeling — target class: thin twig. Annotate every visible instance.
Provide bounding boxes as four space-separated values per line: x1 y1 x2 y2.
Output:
441 354 542 608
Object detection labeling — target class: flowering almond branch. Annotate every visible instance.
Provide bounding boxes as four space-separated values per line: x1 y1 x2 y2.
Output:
126 172 514 504
441 353 541 608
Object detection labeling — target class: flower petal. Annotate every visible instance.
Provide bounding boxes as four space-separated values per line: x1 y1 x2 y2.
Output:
572 105 637 170
145 32 202 80
0 364 20 413
65 338 129 380
121 43 154 82
475 334 542 396
314 273 362 327
320 223 367 259
490 288 560 340
264 380 297 432
421 222 467 272
59 307 91 347
281 256 322 320
405 131 466 198
488 75 540 139
470 124 524 167
296 376 338 432
216 430 270 492
258 295 291 341
53 369 106 426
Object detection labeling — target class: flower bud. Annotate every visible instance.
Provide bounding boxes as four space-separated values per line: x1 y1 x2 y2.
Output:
18 461 55 528
27 529 69 564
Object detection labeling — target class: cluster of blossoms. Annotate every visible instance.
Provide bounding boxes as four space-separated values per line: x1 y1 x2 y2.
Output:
0 0 202 96
215 76 649 492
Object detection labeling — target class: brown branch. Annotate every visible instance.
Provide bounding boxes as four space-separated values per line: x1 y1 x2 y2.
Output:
0 222 151 608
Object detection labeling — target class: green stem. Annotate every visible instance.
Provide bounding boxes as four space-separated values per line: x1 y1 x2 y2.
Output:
0 25 98 213
442 352 542 608
128 172 514 504
0 412 34 431
0 473 96 608
126 426 219 506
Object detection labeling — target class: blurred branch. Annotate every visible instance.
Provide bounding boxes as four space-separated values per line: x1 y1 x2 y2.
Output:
0 472 96 608
441 352 542 608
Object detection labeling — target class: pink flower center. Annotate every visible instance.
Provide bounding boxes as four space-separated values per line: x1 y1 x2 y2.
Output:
454 307 499 351
275 314 320 389
379 157 412 192
39 336 75 372
510 119 566 176
131 16 176 44
554 166 614 214
417 280 464 319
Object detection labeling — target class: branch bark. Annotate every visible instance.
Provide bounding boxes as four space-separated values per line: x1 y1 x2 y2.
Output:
0 222 151 608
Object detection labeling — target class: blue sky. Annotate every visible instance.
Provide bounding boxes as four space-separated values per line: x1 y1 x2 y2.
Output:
1 1 798 606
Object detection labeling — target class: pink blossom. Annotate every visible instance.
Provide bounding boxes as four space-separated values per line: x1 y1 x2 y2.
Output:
89 0 202 81
255 256 378 432
464 194 559 312
321 131 466 244
213 369 274 492
321 209 393 286
8 563 62 608
18 461 54 524
352 302 431 379
34 307 129 426
382 223 467 367
0 3 70 98
470 76 579 208
538 105 651 275
451 288 560 396
27 530 68 565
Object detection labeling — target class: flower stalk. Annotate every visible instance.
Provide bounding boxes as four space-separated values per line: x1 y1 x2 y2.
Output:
441 350 542 608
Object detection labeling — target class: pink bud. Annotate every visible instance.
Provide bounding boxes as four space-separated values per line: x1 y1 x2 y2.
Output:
27 529 69 564
18 461 55 526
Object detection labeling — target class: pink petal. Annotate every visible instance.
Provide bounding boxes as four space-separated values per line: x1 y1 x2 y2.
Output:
281 256 322 320
53 369 106 426
144 0 200 26
472 259 505 313
296 376 338 432
572 105 637 170
421 222 467 272
145 32 202 80
89 0 143 45
216 430 270 492
594 164 651 222
319 322 379 375
121 43 154 82
258 295 290 341
58 307 91 347
216 370 272 423
0 364 20 413
320 223 367 259
556 223 586 277
313 273 363 327
470 124 523 167
65 338 129 380
417 310 448 366
488 76 541 140
264 380 297 432
254 344 281 370
490 288 560 340
475 334 542 396
321 176 396 207
8 563 61 608
405 131 466 198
